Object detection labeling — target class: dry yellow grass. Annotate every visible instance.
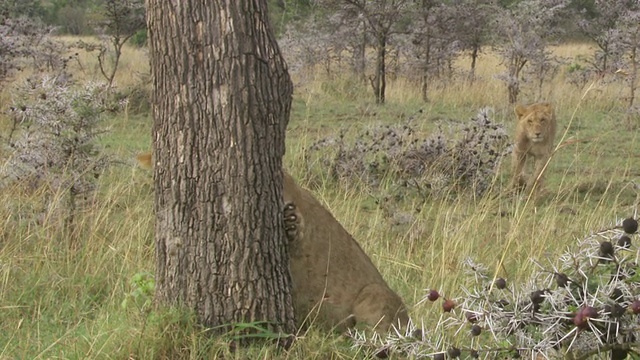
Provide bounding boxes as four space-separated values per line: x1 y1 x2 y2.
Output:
44 38 625 120
292 41 630 122
1 36 638 359
55 35 150 88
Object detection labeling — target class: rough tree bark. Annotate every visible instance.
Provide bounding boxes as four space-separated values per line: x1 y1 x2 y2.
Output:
147 0 296 335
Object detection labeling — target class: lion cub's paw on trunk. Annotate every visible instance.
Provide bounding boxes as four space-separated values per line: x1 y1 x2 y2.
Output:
283 202 301 242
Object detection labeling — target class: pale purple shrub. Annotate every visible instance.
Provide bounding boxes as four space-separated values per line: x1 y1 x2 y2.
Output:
304 108 510 198
1 76 113 225
0 16 70 84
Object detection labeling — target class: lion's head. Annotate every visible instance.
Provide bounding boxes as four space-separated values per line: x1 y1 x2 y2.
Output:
515 102 555 144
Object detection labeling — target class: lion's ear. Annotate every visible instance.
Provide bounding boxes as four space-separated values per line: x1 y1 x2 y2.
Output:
514 104 528 119
136 151 153 169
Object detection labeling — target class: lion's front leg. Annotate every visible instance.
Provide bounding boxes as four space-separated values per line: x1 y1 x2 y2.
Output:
511 149 527 190
283 202 302 242
529 155 549 191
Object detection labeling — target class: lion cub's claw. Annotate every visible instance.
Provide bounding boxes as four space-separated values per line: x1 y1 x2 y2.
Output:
283 202 299 242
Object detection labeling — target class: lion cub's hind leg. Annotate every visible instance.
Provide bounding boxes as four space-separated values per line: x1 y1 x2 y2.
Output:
352 283 410 333
283 202 302 242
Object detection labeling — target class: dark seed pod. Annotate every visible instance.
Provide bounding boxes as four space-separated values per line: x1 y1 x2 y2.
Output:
574 306 599 329
433 353 445 360
470 350 479 358
582 306 599 319
530 290 545 304
530 290 546 313
610 288 624 302
623 218 638 234
443 299 456 313
604 303 626 318
465 311 479 323
447 347 461 358
618 235 632 249
611 348 629 360
494 277 507 290
374 346 390 359
411 328 423 339
600 241 614 256
555 273 570 287
427 289 440 302
612 304 626 317
631 300 640 314
471 324 482 336
573 311 587 329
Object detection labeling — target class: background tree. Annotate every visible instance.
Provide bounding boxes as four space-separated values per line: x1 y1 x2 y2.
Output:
81 0 145 87
318 0 411 104
576 0 640 125
279 13 347 78
616 7 640 126
577 0 633 75
452 0 498 83
268 0 314 35
147 0 296 336
493 0 568 104
406 0 459 102
0 0 46 19
0 14 70 84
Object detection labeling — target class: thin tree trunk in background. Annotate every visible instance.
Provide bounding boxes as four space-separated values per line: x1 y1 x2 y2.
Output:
469 44 478 83
147 0 296 335
626 28 638 128
421 34 431 102
354 21 366 82
375 34 387 104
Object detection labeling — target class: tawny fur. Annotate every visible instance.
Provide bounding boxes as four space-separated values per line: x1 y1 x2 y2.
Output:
283 172 409 333
511 102 557 192
136 151 408 332
136 152 153 169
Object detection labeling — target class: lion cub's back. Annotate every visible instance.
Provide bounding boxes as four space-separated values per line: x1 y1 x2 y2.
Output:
282 173 397 329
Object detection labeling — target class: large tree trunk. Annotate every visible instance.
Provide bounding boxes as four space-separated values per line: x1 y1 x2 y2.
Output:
147 0 296 335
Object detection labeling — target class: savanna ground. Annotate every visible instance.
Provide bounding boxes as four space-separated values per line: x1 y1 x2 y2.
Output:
1 39 639 359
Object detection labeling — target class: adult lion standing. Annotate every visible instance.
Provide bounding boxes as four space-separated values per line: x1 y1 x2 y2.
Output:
511 102 557 192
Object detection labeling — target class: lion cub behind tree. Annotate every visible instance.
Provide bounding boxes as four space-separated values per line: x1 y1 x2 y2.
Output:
282 172 409 332
511 102 557 192
136 151 409 332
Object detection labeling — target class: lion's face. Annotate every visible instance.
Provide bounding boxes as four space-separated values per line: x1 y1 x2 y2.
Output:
515 103 555 144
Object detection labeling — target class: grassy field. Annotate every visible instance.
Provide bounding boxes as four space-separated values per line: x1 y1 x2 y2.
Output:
0 40 639 359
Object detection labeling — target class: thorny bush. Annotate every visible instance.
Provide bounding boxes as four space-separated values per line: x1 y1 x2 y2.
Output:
0 16 72 84
0 75 113 227
304 108 510 199
349 216 640 359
